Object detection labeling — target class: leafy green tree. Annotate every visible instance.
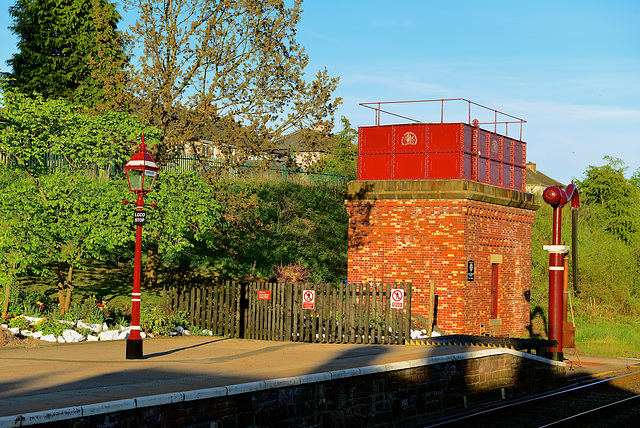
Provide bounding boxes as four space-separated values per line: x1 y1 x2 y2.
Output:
0 85 159 311
141 171 223 288
0 169 50 315
321 116 358 177
7 0 127 106
122 0 341 168
576 156 640 243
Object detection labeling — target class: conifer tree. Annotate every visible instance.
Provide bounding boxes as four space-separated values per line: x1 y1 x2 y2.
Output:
8 0 128 107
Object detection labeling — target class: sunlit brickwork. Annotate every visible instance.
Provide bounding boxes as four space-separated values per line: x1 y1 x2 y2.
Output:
345 180 538 337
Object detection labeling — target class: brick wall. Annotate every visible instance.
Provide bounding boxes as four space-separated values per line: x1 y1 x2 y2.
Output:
345 180 538 337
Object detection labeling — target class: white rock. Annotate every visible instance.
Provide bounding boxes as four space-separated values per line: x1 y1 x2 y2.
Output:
98 330 121 341
40 334 57 342
77 320 103 333
57 336 66 343
23 316 43 324
431 331 441 337
62 329 85 343
32 331 43 339
87 335 99 341
102 322 108 332
176 326 185 334
202 329 213 336
21 330 32 336
183 330 191 336
118 330 129 340
9 327 19 335
1 323 8 329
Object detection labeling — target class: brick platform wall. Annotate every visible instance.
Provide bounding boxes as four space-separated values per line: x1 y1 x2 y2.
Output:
345 181 538 337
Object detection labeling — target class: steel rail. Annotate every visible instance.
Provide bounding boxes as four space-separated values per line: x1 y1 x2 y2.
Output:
419 370 640 428
539 394 640 427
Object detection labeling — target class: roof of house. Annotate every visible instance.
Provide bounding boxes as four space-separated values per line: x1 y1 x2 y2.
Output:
525 162 564 189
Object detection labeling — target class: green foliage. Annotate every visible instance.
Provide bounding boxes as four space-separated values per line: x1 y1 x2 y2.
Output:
203 179 349 283
8 316 31 330
575 156 640 243
7 0 127 106
0 88 163 309
2 286 52 317
140 306 190 336
0 85 161 176
531 156 640 326
36 318 66 337
321 116 358 177
64 296 105 324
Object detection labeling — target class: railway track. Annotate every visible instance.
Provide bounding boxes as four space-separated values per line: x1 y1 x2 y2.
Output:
414 370 640 428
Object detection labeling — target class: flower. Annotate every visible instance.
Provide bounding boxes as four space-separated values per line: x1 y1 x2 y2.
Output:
35 301 44 308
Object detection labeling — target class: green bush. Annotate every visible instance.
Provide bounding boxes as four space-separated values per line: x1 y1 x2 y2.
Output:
140 306 190 336
36 318 66 337
65 295 105 324
8 315 31 330
3 286 53 317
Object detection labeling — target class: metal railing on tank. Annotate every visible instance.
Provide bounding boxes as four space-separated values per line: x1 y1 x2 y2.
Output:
359 98 527 141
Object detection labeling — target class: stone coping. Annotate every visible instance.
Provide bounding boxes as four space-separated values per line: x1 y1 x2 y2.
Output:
0 348 562 427
345 180 539 211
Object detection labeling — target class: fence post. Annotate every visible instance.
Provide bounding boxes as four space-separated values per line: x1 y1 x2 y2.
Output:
404 282 412 344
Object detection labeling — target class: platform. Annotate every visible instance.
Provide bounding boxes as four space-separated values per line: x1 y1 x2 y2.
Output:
0 337 637 426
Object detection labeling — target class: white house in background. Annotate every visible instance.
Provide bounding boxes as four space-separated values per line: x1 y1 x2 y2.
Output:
186 129 335 169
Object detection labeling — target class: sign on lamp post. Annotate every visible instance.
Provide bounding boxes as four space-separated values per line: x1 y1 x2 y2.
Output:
123 134 159 359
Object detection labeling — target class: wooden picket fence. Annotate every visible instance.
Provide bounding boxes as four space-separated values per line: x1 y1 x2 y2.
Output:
163 276 412 344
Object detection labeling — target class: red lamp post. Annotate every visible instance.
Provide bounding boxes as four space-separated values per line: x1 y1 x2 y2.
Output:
123 135 159 359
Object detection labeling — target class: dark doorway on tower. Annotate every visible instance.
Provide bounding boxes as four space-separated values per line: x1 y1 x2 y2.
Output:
491 263 499 319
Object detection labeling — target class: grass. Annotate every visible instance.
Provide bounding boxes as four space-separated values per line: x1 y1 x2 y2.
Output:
572 317 640 358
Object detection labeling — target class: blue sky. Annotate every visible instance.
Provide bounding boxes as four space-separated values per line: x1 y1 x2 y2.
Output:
1 0 639 184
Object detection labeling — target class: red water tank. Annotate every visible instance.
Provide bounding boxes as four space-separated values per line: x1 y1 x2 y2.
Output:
357 122 526 190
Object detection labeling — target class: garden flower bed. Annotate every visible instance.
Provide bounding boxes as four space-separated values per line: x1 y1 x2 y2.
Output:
1 290 211 346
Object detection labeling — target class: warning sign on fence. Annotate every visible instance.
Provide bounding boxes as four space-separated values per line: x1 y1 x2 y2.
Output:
391 289 404 309
257 290 271 300
302 290 315 309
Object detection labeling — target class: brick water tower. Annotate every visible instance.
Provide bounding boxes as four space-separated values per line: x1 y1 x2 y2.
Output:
345 99 539 337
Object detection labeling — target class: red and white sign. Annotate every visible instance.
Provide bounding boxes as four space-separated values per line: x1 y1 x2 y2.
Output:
391 289 404 309
302 290 315 309
257 290 271 300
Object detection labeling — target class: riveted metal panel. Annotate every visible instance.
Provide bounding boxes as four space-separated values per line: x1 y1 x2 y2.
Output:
513 165 525 190
427 152 463 179
359 126 393 154
427 123 464 152
513 141 525 166
463 124 474 153
463 153 474 180
489 160 501 185
393 124 427 154
477 129 489 158
393 153 426 179
358 154 392 180
478 156 489 183
502 137 513 163
502 163 513 188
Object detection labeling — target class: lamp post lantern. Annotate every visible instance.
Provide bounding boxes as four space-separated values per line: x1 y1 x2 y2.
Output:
123 134 159 359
